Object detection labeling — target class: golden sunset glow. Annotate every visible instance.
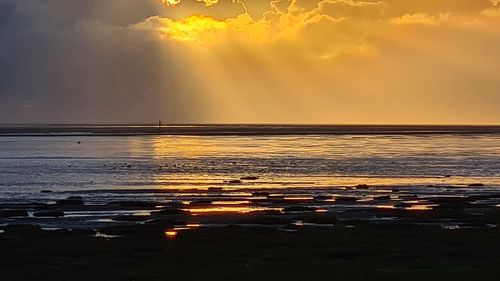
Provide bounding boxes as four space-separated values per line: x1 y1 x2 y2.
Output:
2 1 500 279
3 0 498 124
130 0 500 124
161 0 181 6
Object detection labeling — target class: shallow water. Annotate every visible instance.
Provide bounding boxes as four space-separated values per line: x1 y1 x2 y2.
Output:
1 134 499 198
1 133 500 229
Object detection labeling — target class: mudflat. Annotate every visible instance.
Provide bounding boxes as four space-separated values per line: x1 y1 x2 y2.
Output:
2 213 500 281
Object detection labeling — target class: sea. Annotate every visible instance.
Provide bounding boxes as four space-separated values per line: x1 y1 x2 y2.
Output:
0 125 499 228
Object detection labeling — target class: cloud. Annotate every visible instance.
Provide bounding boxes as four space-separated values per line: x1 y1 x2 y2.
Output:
162 0 181 6
1 0 500 124
139 0 391 60
390 13 451 26
0 0 204 123
197 0 220 6
479 0 500 18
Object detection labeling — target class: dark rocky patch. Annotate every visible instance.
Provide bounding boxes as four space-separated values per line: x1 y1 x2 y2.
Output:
283 206 317 213
0 210 29 218
106 201 156 208
373 195 391 201
296 213 338 224
241 176 259 180
237 215 291 225
335 196 358 203
57 196 84 206
314 195 333 201
153 207 186 216
226 180 242 184
252 191 270 197
113 215 151 222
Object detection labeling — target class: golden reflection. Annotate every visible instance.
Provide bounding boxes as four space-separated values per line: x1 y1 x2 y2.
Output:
377 205 396 210
186 206 282 214
165 230 178 239
405 205 435 211
212 201 251 205
284 196 314 201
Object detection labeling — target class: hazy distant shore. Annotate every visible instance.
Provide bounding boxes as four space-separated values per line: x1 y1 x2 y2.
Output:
1 125 500 136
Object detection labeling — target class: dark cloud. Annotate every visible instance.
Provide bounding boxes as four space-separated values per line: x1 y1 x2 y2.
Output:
0 0 202 123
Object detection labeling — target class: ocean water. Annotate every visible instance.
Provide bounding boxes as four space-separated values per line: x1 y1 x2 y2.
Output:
0 133 499 203
1 129 500 229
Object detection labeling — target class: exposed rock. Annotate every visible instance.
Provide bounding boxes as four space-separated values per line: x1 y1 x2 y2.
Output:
100 224 164 236
355 184 370 189
373 195 391 201
113 215 151 222
250 210 282 216
335 197 358 203
153 207 186 216
41 190 53 193
106 201 156 208
189 200 212 206
431 197 473 209
57 196 84 206
314 195 333 201
283 206 317 213
238 216 291 225
241 176 259 181
394 202 412 208
252 191 270 197
298 213 338 224
0 210 29 217
208 187 223 192
469 183 485 187
226 180 242 184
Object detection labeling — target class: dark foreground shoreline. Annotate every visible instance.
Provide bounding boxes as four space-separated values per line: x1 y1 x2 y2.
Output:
2 224 500 281
1 124 500 136
2 184 500 280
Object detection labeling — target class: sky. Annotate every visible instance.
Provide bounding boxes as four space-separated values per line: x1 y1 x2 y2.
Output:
0 0 499 124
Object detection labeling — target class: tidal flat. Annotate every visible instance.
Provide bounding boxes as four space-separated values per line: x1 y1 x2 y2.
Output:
2 223 500 281
2 189 500 281
1 130 499 280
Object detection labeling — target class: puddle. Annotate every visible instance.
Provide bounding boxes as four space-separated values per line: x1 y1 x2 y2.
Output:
41 227 62 231
186 206 282 214
441 224 462 230
94 232 121 239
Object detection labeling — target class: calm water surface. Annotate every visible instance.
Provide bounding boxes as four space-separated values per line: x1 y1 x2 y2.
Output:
0 134 499 203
